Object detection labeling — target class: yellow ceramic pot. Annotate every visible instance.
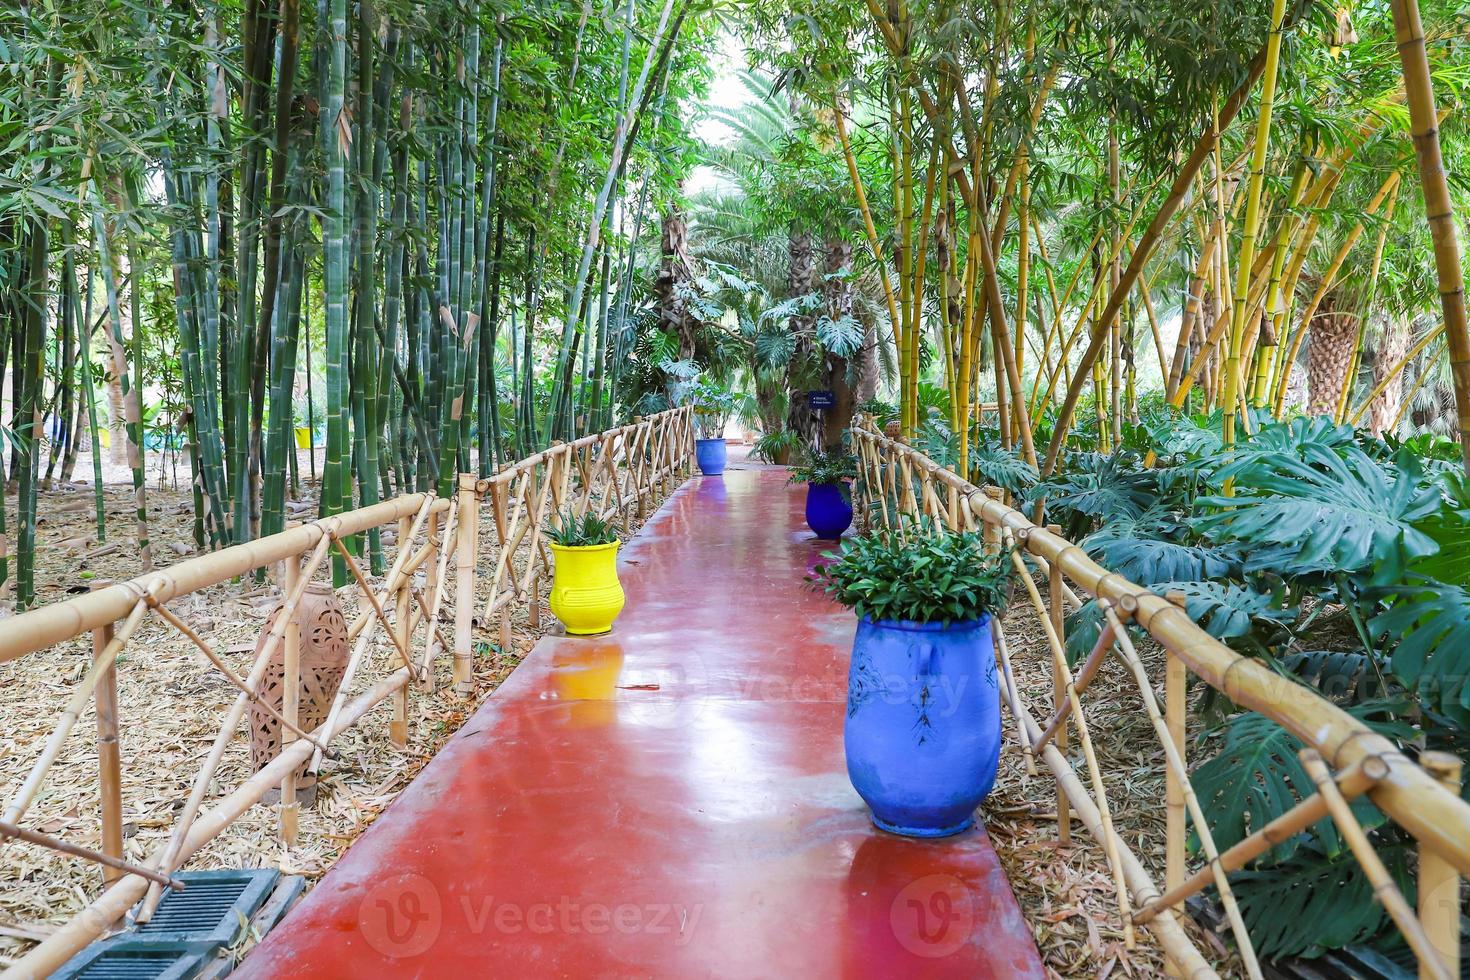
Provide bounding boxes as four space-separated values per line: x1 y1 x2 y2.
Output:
549 541 626 635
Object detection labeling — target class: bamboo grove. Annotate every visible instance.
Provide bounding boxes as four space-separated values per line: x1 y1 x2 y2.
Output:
0 0 716 607
721 0 1470 487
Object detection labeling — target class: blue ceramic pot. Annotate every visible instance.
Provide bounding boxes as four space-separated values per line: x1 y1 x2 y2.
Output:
844 615 1001 837
805 482 854 539
695 438 728 475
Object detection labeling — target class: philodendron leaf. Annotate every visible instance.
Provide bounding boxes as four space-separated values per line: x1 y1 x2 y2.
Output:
1232 843 1397 959
1194 445 1441 578
1147 580 1295 640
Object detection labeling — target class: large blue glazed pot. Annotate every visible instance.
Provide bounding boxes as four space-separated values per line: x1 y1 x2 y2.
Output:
695 438 728 476
805 482 854 539
844 614 1001 838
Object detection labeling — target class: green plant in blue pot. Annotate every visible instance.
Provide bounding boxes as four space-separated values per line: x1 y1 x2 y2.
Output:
788 448 858 539
689 380 737 476
815 526 1013 837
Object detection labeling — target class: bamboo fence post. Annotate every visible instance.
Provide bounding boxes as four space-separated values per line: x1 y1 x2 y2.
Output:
1104 606 1262 979
1011 540 1133 946
453 474 479 695
1164 590 1188 909
1135 755 1387 924
994 621 1037 778
424 507 442 664
280 548 301 844
1046 523 1071 846
632 417 647 517
89 583 124 884
4 590 154 825
1300 749 1452 980
393 515 413 745
1419 752 1462 978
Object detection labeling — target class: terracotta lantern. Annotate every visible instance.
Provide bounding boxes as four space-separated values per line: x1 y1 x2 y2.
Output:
249 582 349 805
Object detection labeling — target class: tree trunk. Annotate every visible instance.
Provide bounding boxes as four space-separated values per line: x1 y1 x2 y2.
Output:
654 204 697 362
106 369 127 464
822 238 856 450
785 226 819 451
1307 294 1357 418
1371 316 1410 435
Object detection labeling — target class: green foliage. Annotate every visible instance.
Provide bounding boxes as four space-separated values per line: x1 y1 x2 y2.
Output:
752 428 802 463
1196 446 1442 580
813 524 1014 625
545 508 619 548
787 447 856 487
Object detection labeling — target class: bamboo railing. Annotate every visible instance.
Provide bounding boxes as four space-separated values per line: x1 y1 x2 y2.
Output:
851 419 1470 980
0 407 694 979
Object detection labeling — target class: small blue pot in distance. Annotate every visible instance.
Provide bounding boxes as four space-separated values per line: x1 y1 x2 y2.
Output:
695 438 728 475
844 614 1001 837
805 482 854 539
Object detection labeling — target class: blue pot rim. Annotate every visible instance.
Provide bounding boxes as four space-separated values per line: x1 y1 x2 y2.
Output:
858 612 993 632
807 480 852 487
695 437 726 445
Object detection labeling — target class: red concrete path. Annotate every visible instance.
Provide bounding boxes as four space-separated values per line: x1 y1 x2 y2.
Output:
237 466 1043 978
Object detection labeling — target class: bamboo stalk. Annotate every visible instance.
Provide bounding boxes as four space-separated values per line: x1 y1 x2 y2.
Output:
0 820 182 892
1418 752 1462 979
1389 0 1470 473
1010 542 1133 946
280 550 301 844
89 586 123 885
1300 749 1452 980
1348 323 1446 425
1136 754 1387 924
6 671 411 978
1104 606 1261 978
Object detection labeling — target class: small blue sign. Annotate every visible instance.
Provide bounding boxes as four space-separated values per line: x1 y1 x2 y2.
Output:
807 390 836 410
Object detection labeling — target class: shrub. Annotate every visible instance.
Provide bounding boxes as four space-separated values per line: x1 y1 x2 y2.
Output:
813 525 1013 624
545 508 618 547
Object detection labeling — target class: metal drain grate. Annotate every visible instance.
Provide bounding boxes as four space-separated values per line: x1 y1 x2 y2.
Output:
132 870 279 947
52 942 208 980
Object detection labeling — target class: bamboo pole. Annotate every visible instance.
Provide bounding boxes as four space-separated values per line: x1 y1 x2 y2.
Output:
1104 607 1261 979
1010 676 1215 977
1134 754 1389 924
454 474 479 694
1389 0 1470 473
5 671 411 979
0 820 182 892
0 493 445 664
89 585 123 885
280 550 301 844
1300 749 1453 980
393 515 413 744
1418 752 1462 979
4 592 154 824
1164 591 1187 917
1010 542 1133 946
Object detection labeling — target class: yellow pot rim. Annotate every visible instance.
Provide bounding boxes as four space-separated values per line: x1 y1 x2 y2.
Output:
549 540 621 554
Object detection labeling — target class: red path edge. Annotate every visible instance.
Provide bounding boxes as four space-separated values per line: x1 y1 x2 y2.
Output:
235 465 1043 979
